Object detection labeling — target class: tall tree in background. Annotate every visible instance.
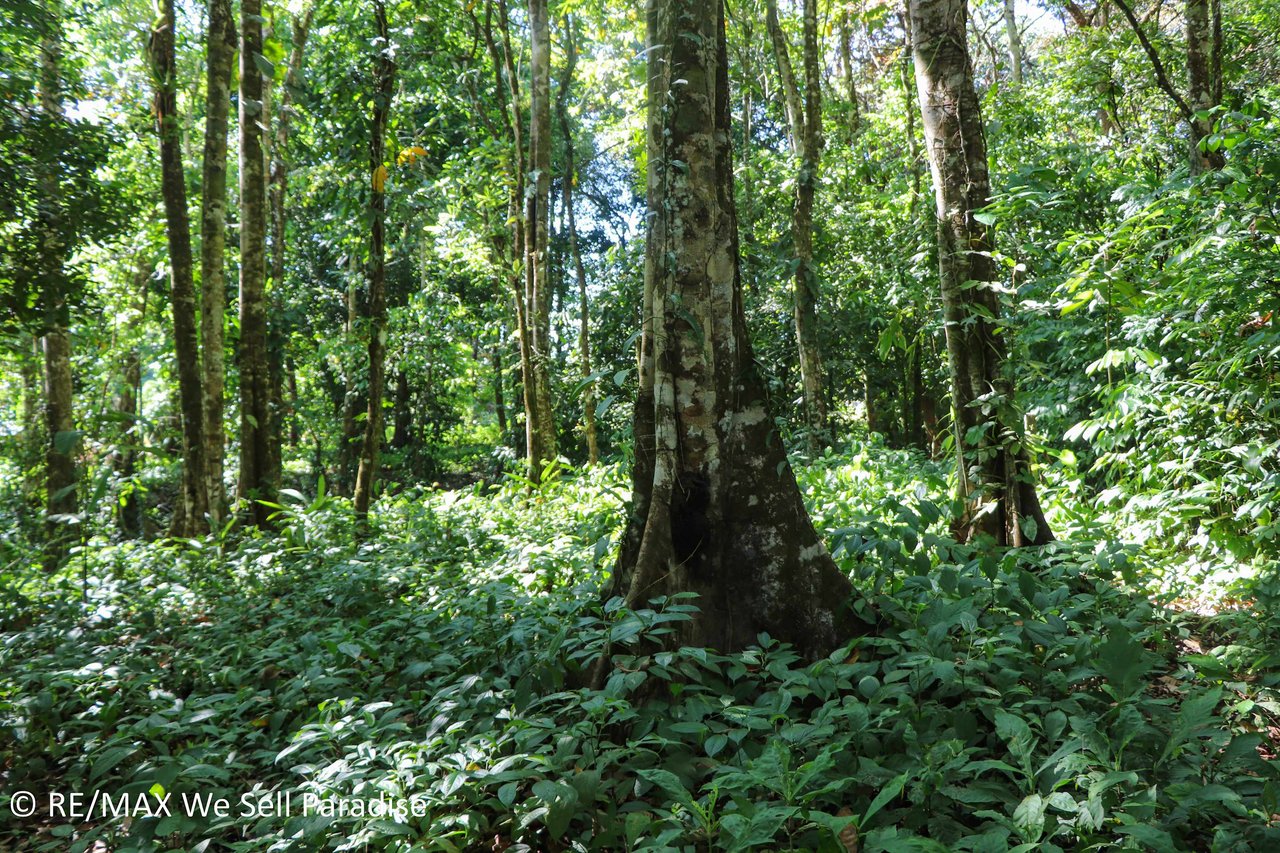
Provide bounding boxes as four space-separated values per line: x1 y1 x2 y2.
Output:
353 0 396 530
837 8 860 138
1004 0 1024 85
601 0 866 671
479 0 536 466
238 0 274 526
556 16 598 465
909 0 1053 546
200 0 235 526
1185 0 1224 171
266 4 315 481
36 0 76 568
766 0 827 452
525 0 557 479
148 0 209 535
1113 0 1223 172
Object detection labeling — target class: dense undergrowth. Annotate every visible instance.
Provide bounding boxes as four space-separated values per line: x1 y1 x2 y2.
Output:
4 442 1280 852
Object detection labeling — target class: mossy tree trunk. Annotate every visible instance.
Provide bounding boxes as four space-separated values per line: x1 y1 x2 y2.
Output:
1186 0 1224 172
265 4 315 494
237 0 275 526
908 0 1053 547
37 0 77 570
149 0 209 536
353 0 396 532
603 0 868 666
765 0 827 453
200 0 235 529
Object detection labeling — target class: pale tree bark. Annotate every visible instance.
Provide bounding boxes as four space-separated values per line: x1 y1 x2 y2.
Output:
1185 0 1224 171
556 16 598 465
200 0 234 528
37 0 77 569
908 0 1053 547
353 0 396 531
525 0 558 479
1004 0 1024 85
238 0 275 526
265 4 315 491
766 0 827 453
599 0 869 677
149 0 209 536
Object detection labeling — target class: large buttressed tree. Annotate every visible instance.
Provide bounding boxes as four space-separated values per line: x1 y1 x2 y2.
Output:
605 0 866 658
908 0 1052 546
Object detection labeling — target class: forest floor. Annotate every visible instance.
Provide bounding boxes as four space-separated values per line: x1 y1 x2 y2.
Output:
3 440 1280 851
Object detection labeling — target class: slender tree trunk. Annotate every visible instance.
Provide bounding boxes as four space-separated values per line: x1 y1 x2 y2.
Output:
485 0 538 473
492 344 509 442
337 258 360 492
149 0 209 536
113 259 150 538
556 16 599 465
38 0 77 569
265 4 315 490
1113 0 1213 170
238 0 275 526
766 0 827 452
601 0 868 676
391 369 412 449
200 0 234 529
525 0 557 480
838 9 860 138
20 335 43 516
729 12 757 290
1186 0 1223 171
353 0 396 532
1004 0 1024 86
286 358 300 446
116 347 143 538
908 0 1053 547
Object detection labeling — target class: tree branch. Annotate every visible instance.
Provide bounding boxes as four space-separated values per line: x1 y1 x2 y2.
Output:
1113 0 1194 120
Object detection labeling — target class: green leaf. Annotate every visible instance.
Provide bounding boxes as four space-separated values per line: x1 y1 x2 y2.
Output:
862 772 908 825
252 52 275 79
1012 793 1046 842
531 779 578 838
53 429 84 454
1094 625 1153 696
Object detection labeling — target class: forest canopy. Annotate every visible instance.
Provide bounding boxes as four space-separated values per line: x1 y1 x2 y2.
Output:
2 0 1280 849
